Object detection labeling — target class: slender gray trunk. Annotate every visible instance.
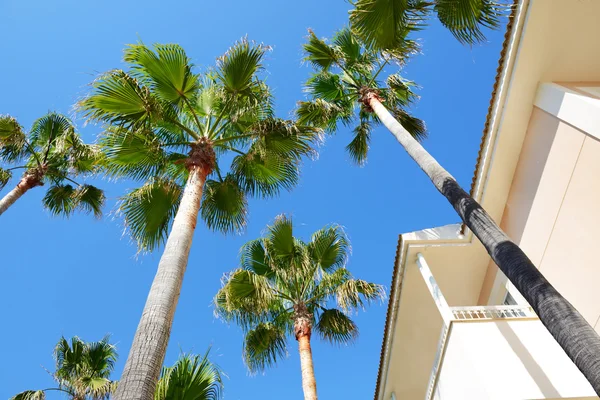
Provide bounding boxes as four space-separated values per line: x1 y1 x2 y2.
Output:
369 96 600 394
0 177 37 216
114 167 206 400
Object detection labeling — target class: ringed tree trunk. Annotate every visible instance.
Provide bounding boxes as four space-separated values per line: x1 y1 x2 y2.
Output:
294 304 318 400
362 91 600 394
0 170 44 217
114 141 215 400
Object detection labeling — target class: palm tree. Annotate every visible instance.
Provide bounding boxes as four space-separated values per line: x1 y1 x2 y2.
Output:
350 0 508 48
0 113 104 217
215 215 384 400
79 40 320 399
155 352 222 400
298 28 600 393
12 336 118 400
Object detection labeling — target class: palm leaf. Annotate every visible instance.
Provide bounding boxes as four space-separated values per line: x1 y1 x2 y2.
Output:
350 0 429 50
42 184 105 218
435 0 505 44
303 30 339 71
79 70 159 128
124 43 200 105
393 109 427 141
315 308 358 344
232 150 299 198
336 279 385 312
0 167 12 190
243 322 288 373
306 73 347 102
29 113 74 149
346 121 372 165
10 391 46 400
240 239 273 277
0 114 28 162
200 176 247 234
119 178 182 252
155 352 222 400
308 225 350 271
217 39 267 96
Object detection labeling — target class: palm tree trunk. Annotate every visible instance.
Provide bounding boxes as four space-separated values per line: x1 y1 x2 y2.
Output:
367 95 600 394
294 304 318 400
0 176 37 216
114 166 206 400
297 334 318 400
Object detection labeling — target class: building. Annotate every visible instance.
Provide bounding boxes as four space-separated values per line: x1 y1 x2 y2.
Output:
374 0 600 399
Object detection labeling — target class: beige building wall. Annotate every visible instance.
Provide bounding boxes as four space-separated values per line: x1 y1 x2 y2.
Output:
434 320 597 399
479 106 600 333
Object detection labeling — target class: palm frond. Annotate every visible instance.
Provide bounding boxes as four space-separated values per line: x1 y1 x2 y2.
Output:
308 225 350 271
119 178 182 252
0 114 28 162
240 239 273 277
0 167 12 190
42 184 105 218
393 109 427 141
29 113 74 149
155 352 222 400
346 121 372 165
266 215 295 261
124 43 200 105
336 279 385 312
315 308 358 344
350 0 429 50
385 74 419 107
10 390 47 400
201 176 248 234
99 126 170 181
79 70 160 128
303 30 339 70
232 150 300 198
306 73 347 102
243 322 288 373
435 0 505 44
216 38 267 96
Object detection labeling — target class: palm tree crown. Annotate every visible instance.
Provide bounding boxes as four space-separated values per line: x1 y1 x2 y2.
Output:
215 215 384 373
12 336 117 400
350 0 509 49
155 352 223 400
297 28 425 165
80 40 320 251
0 113 104 217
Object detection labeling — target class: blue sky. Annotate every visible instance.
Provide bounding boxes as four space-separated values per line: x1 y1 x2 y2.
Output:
0 1 506 398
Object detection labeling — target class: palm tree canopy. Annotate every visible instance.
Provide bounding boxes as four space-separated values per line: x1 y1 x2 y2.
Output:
79 40 321 252
215 215 385 373
350 0 509 49
296 27 425 165
0 113 105 216
11 336 118 400
155 352 223 400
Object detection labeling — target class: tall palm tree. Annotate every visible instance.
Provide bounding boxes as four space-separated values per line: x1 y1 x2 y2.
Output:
215 215 384 400
0 113 104 217
79 40 320 399
155 352 222 400
12 336 118 400
350 0 508 48
298 28 600 393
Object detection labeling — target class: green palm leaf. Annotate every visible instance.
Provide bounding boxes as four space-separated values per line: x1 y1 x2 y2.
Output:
119 178 182 252
240 239 273 277
29 113 74 149
435 0 504 44
10 390 46 400
79 70 159 128
217 39 267 95
200 176 247 234
315 308 358 344
306 73 347 102
0 167 12 190
243 322 288 373
42 184 105 218
346 121 372 165
124 43 200 104
155 352 222 400
308 225 350 271
303 31 339 71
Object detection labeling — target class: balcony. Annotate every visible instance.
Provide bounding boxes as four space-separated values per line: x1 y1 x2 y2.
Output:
381 251 597 400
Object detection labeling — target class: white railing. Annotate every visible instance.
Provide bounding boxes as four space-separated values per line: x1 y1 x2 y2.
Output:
451 305 536 321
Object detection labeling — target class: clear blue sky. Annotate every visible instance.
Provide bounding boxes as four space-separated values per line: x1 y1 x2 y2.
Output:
0 1 507 398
